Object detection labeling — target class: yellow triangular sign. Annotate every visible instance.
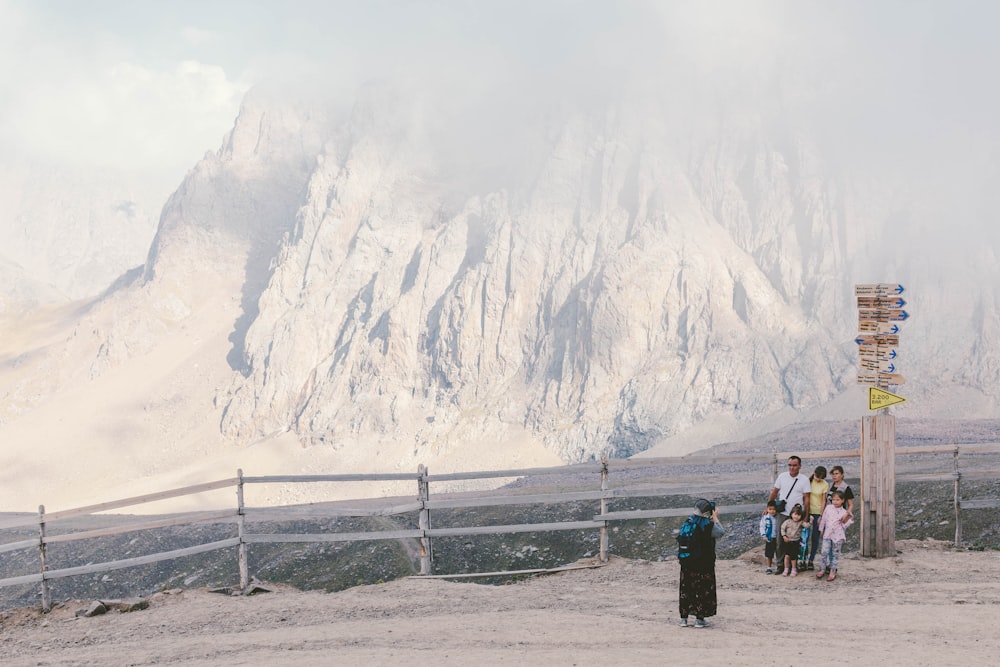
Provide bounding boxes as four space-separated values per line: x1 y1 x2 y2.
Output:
869 386 906 410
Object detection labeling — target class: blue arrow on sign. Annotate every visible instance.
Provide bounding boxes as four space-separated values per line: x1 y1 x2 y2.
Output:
893 284 904 294
889 324 900 334
890 298 906 308
888 349 897 359
885 363 896 373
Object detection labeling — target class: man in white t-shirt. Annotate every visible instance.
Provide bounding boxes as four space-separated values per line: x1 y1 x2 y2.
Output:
767 455 811 575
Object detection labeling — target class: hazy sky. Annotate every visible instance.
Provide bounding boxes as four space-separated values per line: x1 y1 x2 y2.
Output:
1 0 997 201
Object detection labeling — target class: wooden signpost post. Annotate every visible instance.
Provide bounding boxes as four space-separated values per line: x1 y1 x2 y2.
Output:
854 283 908 558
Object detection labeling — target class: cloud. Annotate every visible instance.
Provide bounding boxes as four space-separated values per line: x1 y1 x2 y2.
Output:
3 58 247 173
0 1 247 176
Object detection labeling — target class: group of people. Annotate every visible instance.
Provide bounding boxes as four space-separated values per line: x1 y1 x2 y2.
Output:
675 455 855 628
762 456 854 580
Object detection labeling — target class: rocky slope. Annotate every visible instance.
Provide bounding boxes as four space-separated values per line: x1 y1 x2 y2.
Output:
1 81 998 511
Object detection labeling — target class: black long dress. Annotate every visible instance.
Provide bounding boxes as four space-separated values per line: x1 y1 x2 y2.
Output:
678 517 718 619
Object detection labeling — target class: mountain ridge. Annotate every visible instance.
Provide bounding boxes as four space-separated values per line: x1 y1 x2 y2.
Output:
1 84 997 511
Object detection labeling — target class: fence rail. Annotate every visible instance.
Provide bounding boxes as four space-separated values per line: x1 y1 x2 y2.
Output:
2 443 999 611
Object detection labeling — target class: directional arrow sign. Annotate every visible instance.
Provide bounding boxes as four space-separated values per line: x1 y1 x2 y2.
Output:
855 283 905 297
886 309 910 321
860 358 880 371
857 297 907 309
858 321 901 335
856 334 900 346
869 386 906 410
859 308 891 321
879 360 896 373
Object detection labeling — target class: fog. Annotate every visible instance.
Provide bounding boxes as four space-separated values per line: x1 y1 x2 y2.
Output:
2 1 998 270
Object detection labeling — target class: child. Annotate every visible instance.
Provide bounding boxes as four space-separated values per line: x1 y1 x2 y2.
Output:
797 521 811 571
805 466 829 570
826 465 855 519
817 490 854 581
780 504 809 577
759 500 779 574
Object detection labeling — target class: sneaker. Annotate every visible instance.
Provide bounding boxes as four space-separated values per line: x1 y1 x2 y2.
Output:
807 562 815 571
694 618 710 628
765 567 773 575
679 617 689 627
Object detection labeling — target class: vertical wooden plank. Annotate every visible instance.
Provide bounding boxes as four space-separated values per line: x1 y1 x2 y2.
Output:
236 469 249 592
38 505 50 613
860 414 896 558
859 419 870 556
418 464 432 575
954 448 962 546
599 457 609 563
878 415 895 557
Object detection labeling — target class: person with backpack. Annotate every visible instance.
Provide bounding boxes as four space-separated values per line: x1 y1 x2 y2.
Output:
765 455 811 575
677 498 725 628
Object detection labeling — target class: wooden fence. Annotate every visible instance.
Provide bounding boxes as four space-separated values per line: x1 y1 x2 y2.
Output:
2 443 998 611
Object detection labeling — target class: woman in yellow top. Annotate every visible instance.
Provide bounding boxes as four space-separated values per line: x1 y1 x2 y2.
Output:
805 466 829 570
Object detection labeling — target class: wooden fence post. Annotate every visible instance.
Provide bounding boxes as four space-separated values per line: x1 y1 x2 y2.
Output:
236 469 249 592
860 414 896 557
418 464 432 575
38 504 51 613
953 448 962 547
599 457 609 562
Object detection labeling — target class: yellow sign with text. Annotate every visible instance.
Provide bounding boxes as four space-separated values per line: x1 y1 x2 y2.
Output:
869 386 906 410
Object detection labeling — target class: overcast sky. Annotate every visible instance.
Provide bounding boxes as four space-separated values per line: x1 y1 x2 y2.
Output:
1 0 997 209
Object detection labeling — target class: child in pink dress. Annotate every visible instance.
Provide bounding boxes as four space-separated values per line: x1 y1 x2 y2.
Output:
817 491 853 581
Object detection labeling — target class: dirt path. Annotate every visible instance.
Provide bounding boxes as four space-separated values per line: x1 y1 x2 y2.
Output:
2 539 998 666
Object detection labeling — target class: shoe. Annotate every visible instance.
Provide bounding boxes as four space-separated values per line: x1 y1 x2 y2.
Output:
775 568 785 576
694 619 710 628
816 570 825 579
790 569 798 577
765 567 773 575
827 571 837 582
807 562 815 571
782 570 790 577
679 617 689 627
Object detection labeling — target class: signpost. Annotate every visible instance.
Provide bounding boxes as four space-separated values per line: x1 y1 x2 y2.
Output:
854 283 908 559
854 284 908 393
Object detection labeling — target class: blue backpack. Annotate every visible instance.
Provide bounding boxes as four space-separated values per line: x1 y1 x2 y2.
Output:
677 516 708 563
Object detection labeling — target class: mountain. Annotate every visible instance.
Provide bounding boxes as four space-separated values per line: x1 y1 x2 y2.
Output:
0 160 165 301
1 83 997 511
